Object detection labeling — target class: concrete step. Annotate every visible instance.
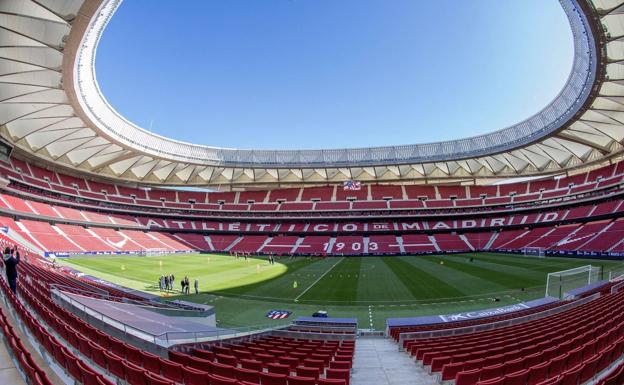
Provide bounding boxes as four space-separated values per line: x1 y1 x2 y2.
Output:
351 337 438 385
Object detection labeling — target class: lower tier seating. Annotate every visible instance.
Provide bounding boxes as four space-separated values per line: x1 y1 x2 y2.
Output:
175 336 355 385
8 258 355 385
598 359 624 385
0 301 56 385
401 290 624 385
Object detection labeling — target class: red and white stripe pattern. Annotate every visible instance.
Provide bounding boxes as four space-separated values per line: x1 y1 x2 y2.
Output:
266 310 291 319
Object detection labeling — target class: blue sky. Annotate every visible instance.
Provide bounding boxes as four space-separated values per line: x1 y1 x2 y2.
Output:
96 0 573 150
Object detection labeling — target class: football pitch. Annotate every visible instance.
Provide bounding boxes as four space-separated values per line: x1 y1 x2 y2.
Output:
58 253 624 330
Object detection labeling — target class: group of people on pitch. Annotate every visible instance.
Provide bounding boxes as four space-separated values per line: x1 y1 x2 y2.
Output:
159 273 176 291
158 273 199 294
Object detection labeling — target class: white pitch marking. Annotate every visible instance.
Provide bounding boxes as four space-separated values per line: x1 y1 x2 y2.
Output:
294 257 345 301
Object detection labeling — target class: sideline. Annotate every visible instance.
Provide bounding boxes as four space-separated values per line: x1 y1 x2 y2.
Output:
294 257 345 302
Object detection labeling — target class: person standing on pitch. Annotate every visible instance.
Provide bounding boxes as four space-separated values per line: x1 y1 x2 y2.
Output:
194 279 199 294
3 245 20 294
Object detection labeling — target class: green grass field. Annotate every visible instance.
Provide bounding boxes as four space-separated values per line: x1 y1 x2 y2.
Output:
57 253 624 330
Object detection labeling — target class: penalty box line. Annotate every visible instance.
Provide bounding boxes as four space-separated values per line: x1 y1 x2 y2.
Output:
294 257 345 302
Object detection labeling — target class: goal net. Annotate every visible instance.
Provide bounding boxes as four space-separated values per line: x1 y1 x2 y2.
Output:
522 247 545 258
139 248 169 257
607 264 624 281
545 265 601 299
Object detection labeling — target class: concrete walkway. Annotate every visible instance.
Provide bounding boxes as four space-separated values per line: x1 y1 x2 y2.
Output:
351 337 438 385
0 331 26 385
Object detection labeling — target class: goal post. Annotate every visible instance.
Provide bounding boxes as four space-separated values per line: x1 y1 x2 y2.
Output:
607 265 624 281
139 248 168 257
522 247 545 258
545 265 601 299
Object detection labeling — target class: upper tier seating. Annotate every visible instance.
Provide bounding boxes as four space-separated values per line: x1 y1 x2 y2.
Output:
0 155 623 256
268 188 301 202
3 155 624 221
300 186 335 202
370 185 403 200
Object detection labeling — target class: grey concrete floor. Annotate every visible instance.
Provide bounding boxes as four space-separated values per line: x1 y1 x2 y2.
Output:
351 337 438 385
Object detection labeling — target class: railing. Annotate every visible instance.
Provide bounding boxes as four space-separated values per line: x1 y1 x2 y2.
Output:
271 329 356 341
611 280 624 294
48 282 109 298
48 283 203 312
396 293 599 350
51 288 290 344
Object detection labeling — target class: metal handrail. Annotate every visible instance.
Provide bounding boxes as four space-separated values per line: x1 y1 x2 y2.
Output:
48 283 197 310
51 288 291 344
611 280 624 294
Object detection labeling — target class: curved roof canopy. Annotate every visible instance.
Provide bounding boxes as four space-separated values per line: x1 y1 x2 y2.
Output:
0 0 623 186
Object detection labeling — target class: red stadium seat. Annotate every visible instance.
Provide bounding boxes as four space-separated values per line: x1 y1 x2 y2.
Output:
295 366 320 380
326 368 350 385
193 349 215 362
329 361 351 370
560 364 582 385
477 377 504 385
122 361 147 385
259 371 288 385
317 379 346 385
455 368 481 385
527 362 549 384
208 374 238 385
210 361 235 379
278 356 300 369
268 363 291 375
182 366 209 385
142 351 162 374
216 354 238 367
169 350 190 365
287 375 316 385
145 372 174 385
103 351 124 379
90 341 107 370
241 359 264 371
159 358 183 383
234 367 261 383
504 369 529 385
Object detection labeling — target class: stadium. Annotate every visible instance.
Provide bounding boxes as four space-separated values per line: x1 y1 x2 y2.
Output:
0 0 623 384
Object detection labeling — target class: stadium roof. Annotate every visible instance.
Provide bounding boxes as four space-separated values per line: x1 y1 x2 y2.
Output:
0 0 623 186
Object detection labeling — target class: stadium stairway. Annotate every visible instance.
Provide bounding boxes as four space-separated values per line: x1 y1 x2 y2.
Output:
0 309 27 385
350 338 436 385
